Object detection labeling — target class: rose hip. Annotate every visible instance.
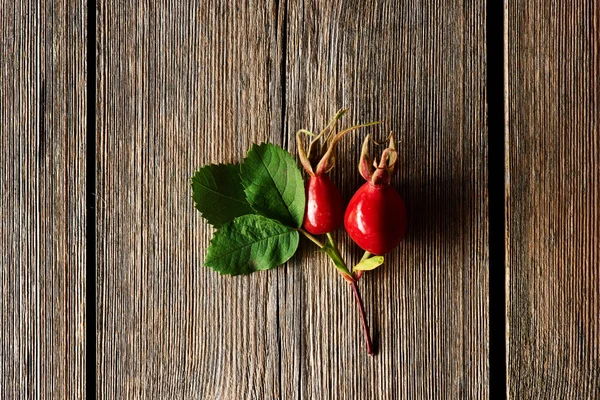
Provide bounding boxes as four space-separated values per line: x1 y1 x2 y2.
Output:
344 134 407 255
303 174 344 235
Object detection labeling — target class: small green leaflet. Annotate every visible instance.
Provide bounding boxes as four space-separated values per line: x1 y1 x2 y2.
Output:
240 143 305 228
205 214 299 276
353 256 384 271
191 164 253 228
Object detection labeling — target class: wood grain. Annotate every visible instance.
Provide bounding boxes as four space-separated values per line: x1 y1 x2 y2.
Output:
96 0 487 398
0 0 87 398
96 1 285 398
283 1 488 398
506 1 600 398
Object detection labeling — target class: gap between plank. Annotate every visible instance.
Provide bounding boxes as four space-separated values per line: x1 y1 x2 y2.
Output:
86 1 97 397
486 0 507 398
277 0 289 398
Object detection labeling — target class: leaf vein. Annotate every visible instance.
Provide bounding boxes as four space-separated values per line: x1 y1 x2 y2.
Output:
207 230 295 263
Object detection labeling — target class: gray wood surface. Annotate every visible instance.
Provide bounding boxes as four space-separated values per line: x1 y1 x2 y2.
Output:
506 1 600 398
97 1 487 398
0 0 87 398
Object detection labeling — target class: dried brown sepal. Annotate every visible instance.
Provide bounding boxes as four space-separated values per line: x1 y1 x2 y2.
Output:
359 134 375 181
296 129 315 176
371 147 398 185
312 108 348 157
388 135 398 176
315 120 382 175
359 132 399 185
297 108 348 176
297 109 381 176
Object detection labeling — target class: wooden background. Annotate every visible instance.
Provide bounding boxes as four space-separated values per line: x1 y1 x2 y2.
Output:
506 1 600 398
0 0 598 398
0 0 87 398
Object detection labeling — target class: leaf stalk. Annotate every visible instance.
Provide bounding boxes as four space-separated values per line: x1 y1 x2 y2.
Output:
298 228 325 248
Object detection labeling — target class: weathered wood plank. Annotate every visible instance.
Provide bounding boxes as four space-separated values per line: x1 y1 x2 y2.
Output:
506 1 600 398
0 0 87 398
97 0 487 397
281 1 488 398
96 1 285 398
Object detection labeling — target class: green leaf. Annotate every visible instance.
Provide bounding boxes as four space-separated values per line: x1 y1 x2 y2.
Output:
191 164 254 228
240 143 305 228
353 256 385 271
204 214 299 276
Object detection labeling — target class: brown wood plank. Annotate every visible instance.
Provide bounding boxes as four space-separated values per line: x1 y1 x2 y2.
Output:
506 1 600 398
97 0 487 397
0 0 87 398
281 1 488 398
96 1 285 397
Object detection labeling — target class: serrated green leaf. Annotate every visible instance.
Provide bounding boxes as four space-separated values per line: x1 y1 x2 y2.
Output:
191 163 254 228
205 214 299 276
240 143 305 228
353 256 384 271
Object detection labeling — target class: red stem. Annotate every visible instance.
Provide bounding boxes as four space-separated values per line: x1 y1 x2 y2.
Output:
350 281 374 356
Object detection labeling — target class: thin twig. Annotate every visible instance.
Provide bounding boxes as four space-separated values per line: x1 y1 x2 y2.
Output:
351 281 374 356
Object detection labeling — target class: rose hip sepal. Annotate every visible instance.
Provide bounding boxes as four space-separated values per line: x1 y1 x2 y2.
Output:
344 134 408 255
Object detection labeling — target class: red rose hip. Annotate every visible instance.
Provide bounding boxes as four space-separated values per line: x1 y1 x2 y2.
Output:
303 174 345 235
344 181 407 255
344 134 407 255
